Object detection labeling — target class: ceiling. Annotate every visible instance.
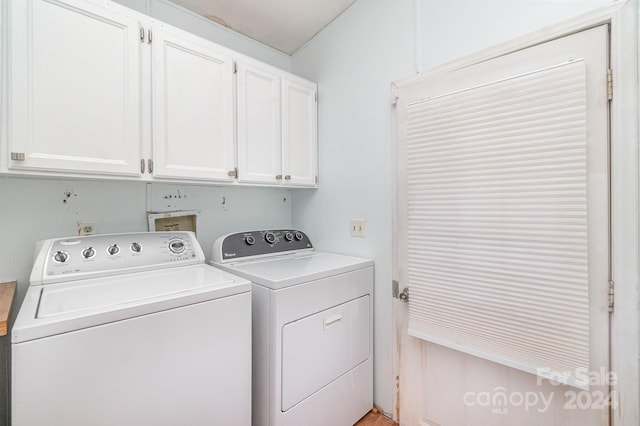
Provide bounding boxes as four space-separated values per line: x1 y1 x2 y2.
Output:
168 0 357 55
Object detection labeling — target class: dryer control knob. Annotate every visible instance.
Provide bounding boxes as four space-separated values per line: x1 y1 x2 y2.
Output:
168 239 185 254
107 244 120 255
245 235 256 245
294 231 304 241
284 232 294 242
53 250 69 263
81 247 95 259
264 232 277 244
130 242 142 253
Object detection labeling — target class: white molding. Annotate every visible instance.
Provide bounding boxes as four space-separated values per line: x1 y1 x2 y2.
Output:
608 1 639 425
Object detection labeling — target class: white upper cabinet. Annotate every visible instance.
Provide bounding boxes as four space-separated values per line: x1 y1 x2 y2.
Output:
282 77 317 187
237 63 318 188
151 25 235 181
4 0 317 186
236 60 282 185
9 0 143 176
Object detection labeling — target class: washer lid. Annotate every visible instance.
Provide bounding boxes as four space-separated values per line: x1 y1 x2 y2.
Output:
38 264 241 318
213 251 373 289
13 264 250 343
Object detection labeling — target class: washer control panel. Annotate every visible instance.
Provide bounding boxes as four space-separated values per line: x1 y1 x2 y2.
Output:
32 232 204 285
213 230 313 263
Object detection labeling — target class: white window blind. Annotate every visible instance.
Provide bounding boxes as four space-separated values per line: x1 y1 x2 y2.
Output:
405 60 591 388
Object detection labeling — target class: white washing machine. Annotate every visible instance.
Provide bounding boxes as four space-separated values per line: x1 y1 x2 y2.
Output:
211 229 373 426
12 231 251 426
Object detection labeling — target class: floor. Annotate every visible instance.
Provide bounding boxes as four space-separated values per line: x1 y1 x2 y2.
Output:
354 412 398 426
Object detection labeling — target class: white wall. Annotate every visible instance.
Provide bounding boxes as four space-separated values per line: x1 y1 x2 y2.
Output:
418 0 614 71
291 0 615 417
0 177 291 310
290 0 416 414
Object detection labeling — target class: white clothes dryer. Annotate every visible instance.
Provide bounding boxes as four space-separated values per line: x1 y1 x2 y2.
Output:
12 232 251 426
211 229 373 426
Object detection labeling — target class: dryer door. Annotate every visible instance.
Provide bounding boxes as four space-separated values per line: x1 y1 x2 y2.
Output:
281 295 370 411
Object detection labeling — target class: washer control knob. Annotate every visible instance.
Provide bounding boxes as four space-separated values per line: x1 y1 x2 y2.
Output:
245 235 256 245
294 231 304 241
284 232 294 242
130 242 142 253
168 239 185 254
107 244 120 256
81 247 95 259
53 250 69 263
264 232 277 244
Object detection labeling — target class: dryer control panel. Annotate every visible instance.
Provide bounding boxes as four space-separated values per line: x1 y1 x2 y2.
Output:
212 230 313 263
30 232 204 285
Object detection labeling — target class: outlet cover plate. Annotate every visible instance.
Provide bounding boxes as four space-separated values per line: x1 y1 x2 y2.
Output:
350 219 366 238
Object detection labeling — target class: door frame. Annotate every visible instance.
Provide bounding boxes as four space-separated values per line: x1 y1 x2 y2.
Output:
391 1 638 424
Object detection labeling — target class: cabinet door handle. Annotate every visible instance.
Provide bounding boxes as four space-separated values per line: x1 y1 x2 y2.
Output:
140 159 145 173
147 29 152 44
148 159 154 173
139 27 145 42
276 174 282 180
284 175 291 180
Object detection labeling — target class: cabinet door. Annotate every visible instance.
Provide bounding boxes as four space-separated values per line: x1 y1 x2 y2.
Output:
9 0 143 176
282 77 318 187
237 61 281 185
152 25 235 181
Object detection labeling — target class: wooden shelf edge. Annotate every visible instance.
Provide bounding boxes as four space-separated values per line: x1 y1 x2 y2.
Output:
0 282 16 337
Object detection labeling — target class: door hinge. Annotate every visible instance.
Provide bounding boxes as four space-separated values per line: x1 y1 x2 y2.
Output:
228 167 238 178
147 159 153 174
233 62 238 74
607 68 613 101
10 152 25 161
608 280 614 312
147 29 152 44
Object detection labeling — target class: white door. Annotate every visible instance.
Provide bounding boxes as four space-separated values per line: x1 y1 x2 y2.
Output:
9 0 143 176
394 26 610 425
282 77 318 187
151 24 235 181
237 60 282 185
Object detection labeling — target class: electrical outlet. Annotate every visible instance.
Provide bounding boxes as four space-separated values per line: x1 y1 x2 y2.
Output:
78 221 97 236
350 219 366 238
